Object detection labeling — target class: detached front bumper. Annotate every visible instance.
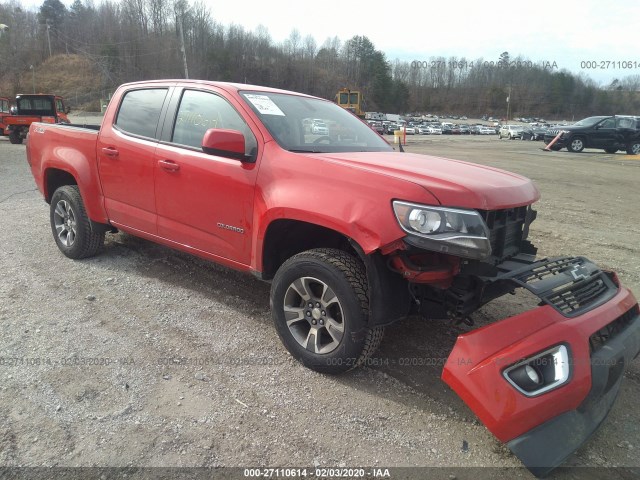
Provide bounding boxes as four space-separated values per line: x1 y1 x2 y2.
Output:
442 256 640 477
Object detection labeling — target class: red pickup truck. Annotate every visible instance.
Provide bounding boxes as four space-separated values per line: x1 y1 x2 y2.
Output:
26 80 639 475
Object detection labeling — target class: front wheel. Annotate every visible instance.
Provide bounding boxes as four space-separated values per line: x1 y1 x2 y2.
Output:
627 141 640 155
50 185 105 259
271 248 384 374
567 137 585 153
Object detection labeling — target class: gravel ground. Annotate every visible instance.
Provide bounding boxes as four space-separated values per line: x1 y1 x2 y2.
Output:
0 122 639 479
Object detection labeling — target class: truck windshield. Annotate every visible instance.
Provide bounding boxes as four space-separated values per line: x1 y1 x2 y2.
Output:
240 91 392 153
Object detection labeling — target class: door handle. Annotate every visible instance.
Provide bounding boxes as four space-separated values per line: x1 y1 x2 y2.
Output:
158 159 180 172
101 147 119 157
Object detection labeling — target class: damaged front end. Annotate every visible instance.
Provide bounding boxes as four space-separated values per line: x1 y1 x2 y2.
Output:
379 200 640 476
441 255 640 477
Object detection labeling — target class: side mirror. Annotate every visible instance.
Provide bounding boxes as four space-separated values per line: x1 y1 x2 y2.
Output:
202 128 252 162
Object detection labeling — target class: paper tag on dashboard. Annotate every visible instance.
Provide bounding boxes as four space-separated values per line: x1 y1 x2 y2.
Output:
244 94 285 116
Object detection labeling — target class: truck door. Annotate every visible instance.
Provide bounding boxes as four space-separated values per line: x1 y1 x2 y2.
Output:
97 87 170 234
590 117 616 148
153 87 260 266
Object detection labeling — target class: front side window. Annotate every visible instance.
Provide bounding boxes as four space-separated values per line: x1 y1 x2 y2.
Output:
0 99 9 113
599 118 615 129
56 99 64 113
172 89 257 157
115 88 168 139
241 91 392 153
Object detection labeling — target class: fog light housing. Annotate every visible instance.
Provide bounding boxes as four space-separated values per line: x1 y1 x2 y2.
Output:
503 345 571 397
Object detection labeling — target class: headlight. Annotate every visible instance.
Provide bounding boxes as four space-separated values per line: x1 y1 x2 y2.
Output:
392 201 491 259
503 345 571 397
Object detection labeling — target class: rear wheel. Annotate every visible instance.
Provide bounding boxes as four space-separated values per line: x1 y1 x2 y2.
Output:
9 131 22 144
627 141 640 155
50 185 105 259
271 248 384 374
567 137 585 153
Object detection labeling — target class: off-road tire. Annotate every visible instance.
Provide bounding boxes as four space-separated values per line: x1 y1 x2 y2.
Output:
604 147 618 154
50 185 105 259
271 248 384 374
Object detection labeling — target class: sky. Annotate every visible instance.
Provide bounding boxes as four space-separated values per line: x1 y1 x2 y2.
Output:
13 0 640 87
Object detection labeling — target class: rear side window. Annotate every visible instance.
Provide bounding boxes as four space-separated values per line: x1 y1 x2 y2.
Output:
115 88 168 139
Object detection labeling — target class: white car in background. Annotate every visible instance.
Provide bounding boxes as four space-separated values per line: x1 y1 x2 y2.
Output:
499 124 525 139
427 125 442 134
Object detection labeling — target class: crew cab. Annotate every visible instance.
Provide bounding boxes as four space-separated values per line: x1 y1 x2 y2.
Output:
544 115 640 154
25 80 640 476
1 93 69 144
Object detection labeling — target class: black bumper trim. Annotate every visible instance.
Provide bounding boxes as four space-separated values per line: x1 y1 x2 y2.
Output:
506 308 640 477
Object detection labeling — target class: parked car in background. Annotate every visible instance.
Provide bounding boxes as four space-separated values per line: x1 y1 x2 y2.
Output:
368 121 384 134
499 124 525 139
478 126 495 135
427 125 442 135
521 125 548 141
543 115 640 154
416 125 431 135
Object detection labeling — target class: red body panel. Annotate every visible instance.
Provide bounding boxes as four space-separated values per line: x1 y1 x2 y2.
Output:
442 286 638 442
26 124 109 224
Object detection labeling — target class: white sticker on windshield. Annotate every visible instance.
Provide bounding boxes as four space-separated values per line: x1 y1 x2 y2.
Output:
244 94 285 116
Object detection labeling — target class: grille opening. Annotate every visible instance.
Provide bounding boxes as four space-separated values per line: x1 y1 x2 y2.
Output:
547 277 609 315
479 206 530 261
589 304 639 354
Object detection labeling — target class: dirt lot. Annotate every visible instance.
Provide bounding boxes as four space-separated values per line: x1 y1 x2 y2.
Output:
1 124 639 479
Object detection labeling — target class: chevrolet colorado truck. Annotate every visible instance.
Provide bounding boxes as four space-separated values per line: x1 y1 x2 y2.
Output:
544 115 640 154
26 80 640 476
1 93 69 144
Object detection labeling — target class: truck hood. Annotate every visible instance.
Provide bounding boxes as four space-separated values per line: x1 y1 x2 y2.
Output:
306 151 540 210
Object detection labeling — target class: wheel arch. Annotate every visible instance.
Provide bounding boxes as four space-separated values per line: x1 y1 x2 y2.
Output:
260 218 412 327
44 167 110 231
261 219 358 281
44 168 77 203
